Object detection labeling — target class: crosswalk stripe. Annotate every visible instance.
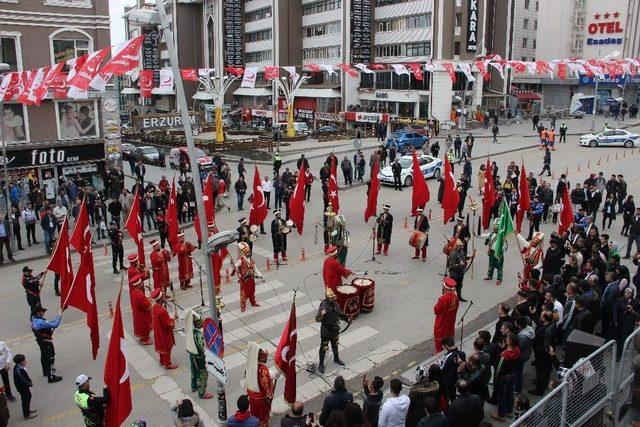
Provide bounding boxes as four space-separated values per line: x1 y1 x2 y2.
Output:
222 290 301 322
251 245 271 258
224 300 319 346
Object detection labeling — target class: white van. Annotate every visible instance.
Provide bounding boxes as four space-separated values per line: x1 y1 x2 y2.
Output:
277 122 309 136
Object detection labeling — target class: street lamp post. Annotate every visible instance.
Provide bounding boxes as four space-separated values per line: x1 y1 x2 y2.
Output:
591 76 599 132
0 21 14 251
197 74 238 143
272 74 310 137
128 3 228 422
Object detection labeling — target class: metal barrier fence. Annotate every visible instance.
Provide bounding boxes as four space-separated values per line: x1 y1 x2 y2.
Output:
613 325 640 423
512 340 618 427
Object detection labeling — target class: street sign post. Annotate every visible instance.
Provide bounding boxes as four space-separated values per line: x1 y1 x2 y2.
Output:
202 318 227 385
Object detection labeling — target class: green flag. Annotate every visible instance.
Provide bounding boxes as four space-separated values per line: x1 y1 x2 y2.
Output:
492 199 514 260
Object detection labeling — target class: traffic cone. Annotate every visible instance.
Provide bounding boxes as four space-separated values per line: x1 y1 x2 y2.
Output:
103 243 108 256
265 258 271 272
225 269 231 284
577 164 581 172
301 248 307 261
597 158 601 166
429 209 433 220
588 160 591 168
108 300 114 318
607 154 610 163
565 167 569 176
403 217 408 229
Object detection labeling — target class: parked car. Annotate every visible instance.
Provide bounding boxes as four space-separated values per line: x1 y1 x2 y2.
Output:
578 129 639 148
168 147 213 170
385 132 428 151
132 146 161 165
314 125 340 136
121 143 135 160
378 154 443 187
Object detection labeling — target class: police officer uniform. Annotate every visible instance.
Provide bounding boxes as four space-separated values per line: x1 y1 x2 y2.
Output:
22 266 42 311
30 306 62 383
270 209 288 263
375 204 393 255
107 222 125 274
315 289 349 374
237 217 253 252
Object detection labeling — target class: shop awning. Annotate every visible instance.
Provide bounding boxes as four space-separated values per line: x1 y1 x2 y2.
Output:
295 88 341 98
513 91 541 101
233 87 272 97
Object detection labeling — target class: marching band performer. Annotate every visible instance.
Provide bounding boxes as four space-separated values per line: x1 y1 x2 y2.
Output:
130 275 152 345
235 242 262 312
476 220 507 286
237 217 254 252
21 266 44 312
185 310 213 399
412 207 430 261
245 342 279 426
433 277 460 353
149 239 172 291
323 245 353 292
173 231 196 290
375 204 393 256
127 253 149 291
207 221 226 296
315 288 349 374
517 231 545 285
270 209 288 263
150 289 178 369
446 239 475 303
323 203 336 252
453 215 471 254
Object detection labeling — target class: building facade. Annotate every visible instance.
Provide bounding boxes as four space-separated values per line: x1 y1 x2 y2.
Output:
1 0 111 199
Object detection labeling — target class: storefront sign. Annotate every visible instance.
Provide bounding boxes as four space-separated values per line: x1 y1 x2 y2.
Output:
251 109 271 118
142 27 161 85
579 74 640 87
5 142 105 169
133 112 203 131
294 109 314 120
375 92 389 99
62 164 98 175
466 0 479 53
224 0 244 67
315 112 344 123
344 111 389 123
586 11 624 46
350 0 372 63
394 117 430 126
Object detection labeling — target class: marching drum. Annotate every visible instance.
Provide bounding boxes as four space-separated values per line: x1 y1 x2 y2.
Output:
352 277 375 313
409 230 427 248
281 220 293 234
249 224 259 242
335 285 360 318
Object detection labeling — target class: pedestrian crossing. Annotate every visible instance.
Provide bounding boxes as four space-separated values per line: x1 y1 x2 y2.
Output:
91 240 406 413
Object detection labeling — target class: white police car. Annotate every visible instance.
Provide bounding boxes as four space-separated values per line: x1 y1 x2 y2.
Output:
578 129 640 148
378 154 443 187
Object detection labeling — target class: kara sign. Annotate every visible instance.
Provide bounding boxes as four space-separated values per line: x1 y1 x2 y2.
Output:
466 0 479 53
4 142 104 169
134 112 203 131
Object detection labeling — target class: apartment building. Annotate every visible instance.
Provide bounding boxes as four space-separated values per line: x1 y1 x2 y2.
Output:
0 0 111 197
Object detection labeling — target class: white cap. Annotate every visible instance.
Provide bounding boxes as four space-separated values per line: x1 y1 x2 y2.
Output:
75 374 91 387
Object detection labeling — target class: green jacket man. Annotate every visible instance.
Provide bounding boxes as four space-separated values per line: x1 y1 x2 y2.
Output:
185 310 213 399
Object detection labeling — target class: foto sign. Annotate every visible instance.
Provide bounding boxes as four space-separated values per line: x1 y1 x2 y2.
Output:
202 318 226 385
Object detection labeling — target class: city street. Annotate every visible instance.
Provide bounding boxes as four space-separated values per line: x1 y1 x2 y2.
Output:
3 118 640 425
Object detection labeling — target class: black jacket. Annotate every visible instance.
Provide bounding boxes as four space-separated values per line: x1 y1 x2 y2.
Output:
418 413 450 427
362 386 383 427
319 389 353 426
280 414 307 427
13 364 31 392
446 392 484 427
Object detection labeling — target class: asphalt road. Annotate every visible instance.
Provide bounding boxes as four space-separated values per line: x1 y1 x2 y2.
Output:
2 123 640 426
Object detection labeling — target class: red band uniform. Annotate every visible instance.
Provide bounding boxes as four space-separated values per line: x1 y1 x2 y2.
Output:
127 254 149 300
235 242 262 312
322 245 352 292
173 232 196 290
413 208 430 260
433 277 460 353
130 275 152 345
245 343 277 427
150 239 172 291
517 232 544 285
151 289 178 369
207 221 228 296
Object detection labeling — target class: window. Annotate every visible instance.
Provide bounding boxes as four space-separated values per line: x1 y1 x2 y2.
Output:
360 73 374 88
375 42 431 57
302 0 341 16
522 38 528 48
245 29 272 43
3 104 27 143
245 7 271 22
375 71 391 89
534 20 538 30
303 21 341 38
44 0 91 6
302 46 340 60
375 0 417 5
377 14 432 32
455 13 462 27
536 1 539 11
523 18 529 29
244 50 272 63
407 42 431 56
524 0 529 9
375 44 402 57
52 38 89 63
1 37 19 71
56 100 98 140
533 39 536 49
454 41 461 56
576 17 585 28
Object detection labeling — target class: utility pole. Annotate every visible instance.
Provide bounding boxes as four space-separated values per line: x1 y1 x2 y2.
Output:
0 20 15 251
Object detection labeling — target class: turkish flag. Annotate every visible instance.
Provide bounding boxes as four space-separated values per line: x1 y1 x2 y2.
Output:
70 198 90 254
15 70 36 105
481 159 496 229
180 68 199 81
339 63 358 78
33 63 64 105
474 60 490 81
441 156 459 224
307 64 320 72
125 189 145 267
100 36 145 76
0 72 17 101
329 158 340 213
274 300 297 404
364 160 380 222
264 66 280 80
558 185 574 236
441 62 457 83
68 47 110 90
166 176 180 250
194 174 215 243
557 62 567 80
139 69 154 98
66 238 100 359
288 166 307 235
411 150 430 216
249 166 268 226
46 217 74 310
516 164 531 233
103 291 132 427
407 63 424 81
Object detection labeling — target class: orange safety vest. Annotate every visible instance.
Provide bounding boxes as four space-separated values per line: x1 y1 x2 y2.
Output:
548 130 555 141
541 129 548 140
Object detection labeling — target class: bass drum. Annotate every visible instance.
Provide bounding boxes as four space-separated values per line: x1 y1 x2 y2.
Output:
352 277 375 313
409 230 427 248
335 285 360 319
